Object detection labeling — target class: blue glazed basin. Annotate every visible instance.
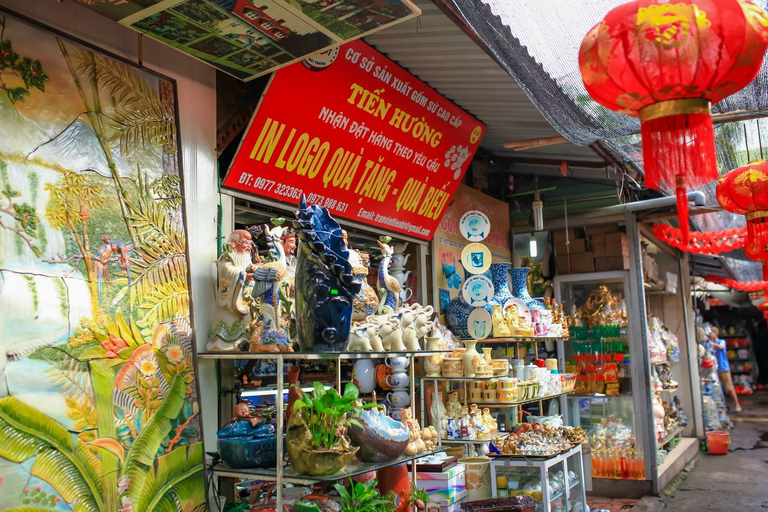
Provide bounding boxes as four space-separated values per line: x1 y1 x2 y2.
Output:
217 419 277 469
348 408 410 463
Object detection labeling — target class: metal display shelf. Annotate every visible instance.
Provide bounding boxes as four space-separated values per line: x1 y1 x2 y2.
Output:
659 425 685 447
213 447 449 485
461 336 569 344
198 350 450 360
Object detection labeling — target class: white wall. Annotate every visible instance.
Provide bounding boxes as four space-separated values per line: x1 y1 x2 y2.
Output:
0 0 220 449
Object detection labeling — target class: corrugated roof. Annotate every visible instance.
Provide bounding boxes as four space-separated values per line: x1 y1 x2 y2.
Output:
363 0 603 163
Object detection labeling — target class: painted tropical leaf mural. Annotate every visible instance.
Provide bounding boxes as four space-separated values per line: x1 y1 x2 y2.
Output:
0 12 204 512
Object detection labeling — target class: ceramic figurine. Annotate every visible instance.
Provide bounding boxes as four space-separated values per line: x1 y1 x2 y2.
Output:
469 404 485 437
365 315 397 352
217 402 277 468
429 391 447 429
459 407 477 440
293 196 361 352
402 408 427 456
345 231 379 322
446 390 462 419
377 239 402 314
446 417 461 440
247 225 295 351
413 304 435 334
421 425 438 451
346 323 373 352
492 304 512 337
481 408 497 433
208 230 255 352
399 306 420 351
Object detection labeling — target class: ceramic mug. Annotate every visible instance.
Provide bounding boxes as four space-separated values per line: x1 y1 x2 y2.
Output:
385 370 409 389
389 408 404 421
469 387 483 403
385 357 410 371
387 391 411 408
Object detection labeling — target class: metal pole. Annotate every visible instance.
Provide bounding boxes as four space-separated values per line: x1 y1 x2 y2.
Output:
276 355 284 512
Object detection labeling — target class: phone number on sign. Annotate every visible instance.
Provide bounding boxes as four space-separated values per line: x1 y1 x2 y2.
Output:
236 173 348 212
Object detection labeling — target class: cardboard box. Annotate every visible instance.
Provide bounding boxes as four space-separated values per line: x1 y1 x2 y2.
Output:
603 233 627 245
417 465 466 492
428 489 467 512
552 228 583 243
556 252 595 274
594 255 630 271
593 243 629 258
585 224 622 236
554 237 589 255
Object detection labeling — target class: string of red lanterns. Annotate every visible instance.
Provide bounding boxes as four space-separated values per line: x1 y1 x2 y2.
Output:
650 224 746 254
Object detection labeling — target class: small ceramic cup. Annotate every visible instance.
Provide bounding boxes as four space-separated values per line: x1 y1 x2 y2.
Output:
385 370 409 389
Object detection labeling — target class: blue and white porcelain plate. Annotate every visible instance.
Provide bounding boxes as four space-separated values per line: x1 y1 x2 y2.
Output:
462 275 495 307
461 243 492 275
467 307 492 340
459 210 491 242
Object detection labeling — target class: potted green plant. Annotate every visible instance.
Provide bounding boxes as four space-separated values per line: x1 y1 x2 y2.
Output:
333 478 395 512
286 381 371 475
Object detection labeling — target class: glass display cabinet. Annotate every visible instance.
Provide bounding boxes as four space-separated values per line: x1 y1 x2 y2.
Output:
554 271 654 493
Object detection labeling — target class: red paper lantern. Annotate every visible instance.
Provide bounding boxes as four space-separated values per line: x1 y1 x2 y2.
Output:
580 0 768 243
717 159 768 304
651 224 746 254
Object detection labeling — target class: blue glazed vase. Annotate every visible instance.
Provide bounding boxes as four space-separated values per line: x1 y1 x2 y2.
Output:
294 196 361 352
510 267 545 312
485 262 514 312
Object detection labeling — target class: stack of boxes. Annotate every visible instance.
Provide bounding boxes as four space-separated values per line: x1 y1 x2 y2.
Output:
415 463 466 512
553 225 630 275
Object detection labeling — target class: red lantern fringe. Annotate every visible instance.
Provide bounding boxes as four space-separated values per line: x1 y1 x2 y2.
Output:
746 216 768 262
651 224 746 254
642 113 718 245
641 114 719 191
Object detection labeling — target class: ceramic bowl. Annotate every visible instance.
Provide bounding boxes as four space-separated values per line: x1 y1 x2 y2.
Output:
348 408 410 463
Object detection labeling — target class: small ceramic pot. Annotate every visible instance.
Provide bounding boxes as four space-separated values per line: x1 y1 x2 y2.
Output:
387 391 410 408
386 357 410 371
385 370 409 390
441 356 463 377
511 359 525 379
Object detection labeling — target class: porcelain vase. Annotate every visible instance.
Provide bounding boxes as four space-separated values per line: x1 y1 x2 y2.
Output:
445 283 473 339
424 336 443 377
463 339 480 378
483 347 493 366
485 262 514 312
510 267 545 313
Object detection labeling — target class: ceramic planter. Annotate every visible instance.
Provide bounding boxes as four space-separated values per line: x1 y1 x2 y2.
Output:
217 419 277 469
285 407 358 475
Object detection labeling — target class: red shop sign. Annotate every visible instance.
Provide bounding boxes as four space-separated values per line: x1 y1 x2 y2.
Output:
223 39 486 240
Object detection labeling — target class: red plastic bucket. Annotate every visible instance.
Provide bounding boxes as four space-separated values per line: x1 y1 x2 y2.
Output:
706 431 730 454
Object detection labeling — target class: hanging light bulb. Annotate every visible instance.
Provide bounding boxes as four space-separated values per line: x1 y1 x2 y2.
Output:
530 234 538 258
532 189 544 231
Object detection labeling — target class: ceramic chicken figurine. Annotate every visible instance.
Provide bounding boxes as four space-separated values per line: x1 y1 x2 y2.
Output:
377 239 402 314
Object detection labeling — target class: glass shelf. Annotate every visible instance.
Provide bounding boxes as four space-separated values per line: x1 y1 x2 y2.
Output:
441 431 507 444
461 336 569 344
198 350 451 360
211 447 448 485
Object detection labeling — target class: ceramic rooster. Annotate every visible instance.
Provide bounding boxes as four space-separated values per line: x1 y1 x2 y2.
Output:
377 238 401 314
